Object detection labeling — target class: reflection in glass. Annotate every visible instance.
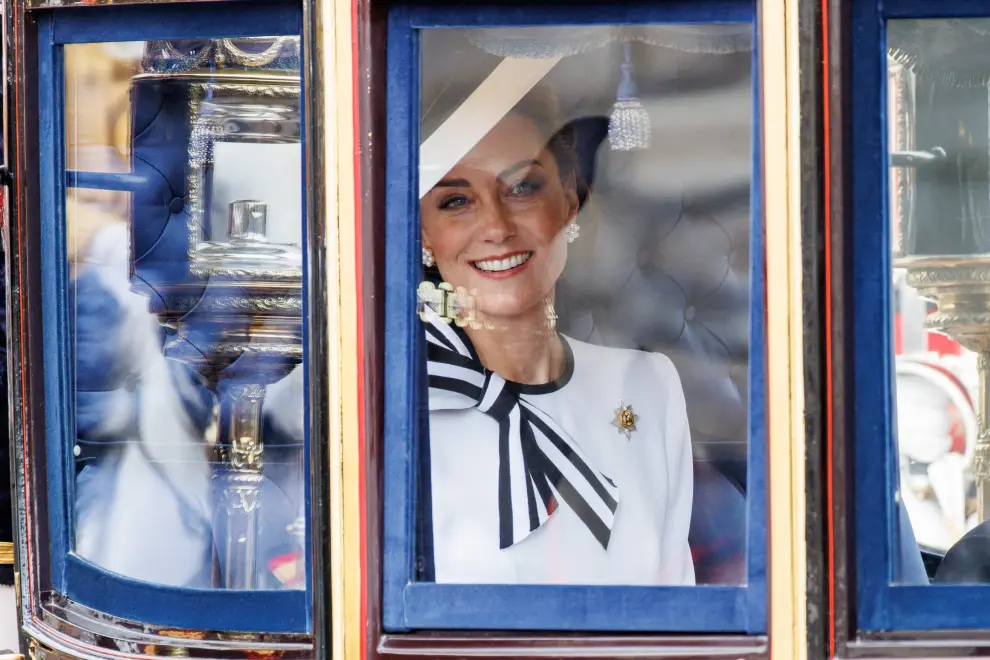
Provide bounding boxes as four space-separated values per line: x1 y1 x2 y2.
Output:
888 19 990 584
65 39 306 590
416 26 753 586
64 42 143 174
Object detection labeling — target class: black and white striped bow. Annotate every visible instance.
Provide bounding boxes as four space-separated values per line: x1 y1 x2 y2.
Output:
424 312 621 550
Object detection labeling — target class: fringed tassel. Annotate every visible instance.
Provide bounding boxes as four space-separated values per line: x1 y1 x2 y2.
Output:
608 42 651 151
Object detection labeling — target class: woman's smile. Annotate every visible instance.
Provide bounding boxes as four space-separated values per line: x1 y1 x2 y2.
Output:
470 251 534 279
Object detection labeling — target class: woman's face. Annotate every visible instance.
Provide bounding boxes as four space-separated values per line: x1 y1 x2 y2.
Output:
421 113 579 320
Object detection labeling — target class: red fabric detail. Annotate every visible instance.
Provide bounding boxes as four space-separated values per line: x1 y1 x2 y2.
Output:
926 331 964 357
948 403 967 455
267 551 303 586
267 552 299 571
912 360 973 455
895 312 903 355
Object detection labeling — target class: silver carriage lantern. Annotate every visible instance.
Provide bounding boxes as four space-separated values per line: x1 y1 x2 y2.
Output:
128 37 304 588
889 19 990 523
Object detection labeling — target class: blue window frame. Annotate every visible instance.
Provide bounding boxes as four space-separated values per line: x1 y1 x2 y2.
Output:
36 1 311 633
850 0 990 633
382 0 767 633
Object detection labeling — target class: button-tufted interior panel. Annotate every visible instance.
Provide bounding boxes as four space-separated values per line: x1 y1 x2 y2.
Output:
548 41 753 487
555 42 752 583
128 78 206 319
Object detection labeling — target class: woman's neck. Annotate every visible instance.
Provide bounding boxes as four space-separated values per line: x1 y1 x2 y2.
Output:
464 300 564 385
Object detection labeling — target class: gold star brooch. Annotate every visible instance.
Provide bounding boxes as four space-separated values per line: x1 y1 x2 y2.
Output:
611 400 639 439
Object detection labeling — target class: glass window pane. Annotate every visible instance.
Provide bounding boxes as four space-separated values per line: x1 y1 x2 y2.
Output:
65 39 307 591
889 18 990 584
416 25 753 586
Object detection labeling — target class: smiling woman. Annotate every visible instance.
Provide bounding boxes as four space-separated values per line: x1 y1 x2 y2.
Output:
417 78 696 585
420 89 580 374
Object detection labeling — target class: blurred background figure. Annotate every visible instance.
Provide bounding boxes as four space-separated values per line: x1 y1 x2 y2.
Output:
894 270 980 559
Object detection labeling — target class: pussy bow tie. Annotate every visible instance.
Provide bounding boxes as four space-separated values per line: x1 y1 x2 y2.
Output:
424 313 620 550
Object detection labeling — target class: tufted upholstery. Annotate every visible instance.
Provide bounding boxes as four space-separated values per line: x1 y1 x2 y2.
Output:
129 77 204 318
552 41 753 584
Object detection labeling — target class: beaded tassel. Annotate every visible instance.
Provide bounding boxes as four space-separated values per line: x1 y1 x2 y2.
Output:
608 42 651 152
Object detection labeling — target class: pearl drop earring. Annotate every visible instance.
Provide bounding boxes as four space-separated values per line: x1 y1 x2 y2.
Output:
564 222 580 244
422 247 435 267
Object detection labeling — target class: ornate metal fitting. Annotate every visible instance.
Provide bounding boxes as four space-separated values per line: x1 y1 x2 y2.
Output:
228 384 265 471
230 434 264 471
897 258 990 352
417 281 478 327
141 38 301 74
975 444 990 481
182 76 302 279
222 478 264 514
229 383 266 401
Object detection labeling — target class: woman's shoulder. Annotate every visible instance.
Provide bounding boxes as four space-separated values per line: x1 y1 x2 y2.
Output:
563 335 684 398
564 335 679 374
561 337 690 465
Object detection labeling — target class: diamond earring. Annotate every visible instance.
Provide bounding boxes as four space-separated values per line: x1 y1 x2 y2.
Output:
563 223 580 244
422 246 435 267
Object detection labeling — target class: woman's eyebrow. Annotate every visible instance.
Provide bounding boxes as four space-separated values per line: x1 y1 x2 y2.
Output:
498 159 542 181
433 178 471 188
432 159 543 190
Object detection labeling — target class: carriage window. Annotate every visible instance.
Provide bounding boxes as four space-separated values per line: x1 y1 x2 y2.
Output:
416 23 754 587
65 39 307 592
887 18 990 586
385 16 762 632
